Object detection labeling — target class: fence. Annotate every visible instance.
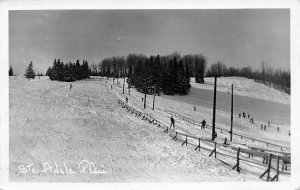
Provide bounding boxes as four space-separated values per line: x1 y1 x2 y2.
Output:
165 110 291 152
118 99 291 181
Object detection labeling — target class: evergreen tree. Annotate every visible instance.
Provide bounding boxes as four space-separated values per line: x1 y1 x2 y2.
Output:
25 61 36 79
195 55 207 83
161 61 175 95
9 65 14 76
75 60 81 79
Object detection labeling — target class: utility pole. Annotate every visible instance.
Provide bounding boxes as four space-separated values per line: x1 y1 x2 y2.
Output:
144 92 147 109
230 84 233 141
123 82 125 94
212 76 217 141
152 86 156 110
123 77 125 94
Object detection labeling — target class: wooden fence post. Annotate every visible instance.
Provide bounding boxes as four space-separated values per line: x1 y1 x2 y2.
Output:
172 132 177 141
164 127 168 133
276 156 279 181
209 142 217 158
182 135 188 146
232 147 240 172
267 154 272 181
260 153 272 181
195 138 201 151
271 155 280 181
214 142 217 158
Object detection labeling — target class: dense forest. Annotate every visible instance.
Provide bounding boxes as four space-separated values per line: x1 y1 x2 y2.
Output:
46 59 90 82
97 52 207 95
93 52 290 94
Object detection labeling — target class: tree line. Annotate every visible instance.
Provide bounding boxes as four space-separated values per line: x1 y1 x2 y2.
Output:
97 52 207 95
46 59 91 82
10 53 290 94
9 63 43 79
206 61 290 93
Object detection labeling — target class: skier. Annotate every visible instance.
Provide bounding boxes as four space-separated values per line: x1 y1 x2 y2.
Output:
125 97 128 103
248 114 250 119
142 97 143 102
277 127 280 132
288 130 290 136
243 112 246 118
170 116 175 129
238 114 241 118
194 105 196 111
268 121 270 127
224 137 228 145
111 85 112 90
260 124 263 129
201 120 206 130
69 84 72 90
264 125 266 131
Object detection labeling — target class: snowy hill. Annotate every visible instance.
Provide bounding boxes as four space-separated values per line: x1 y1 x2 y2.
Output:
9 76 290 182
192 77 290 105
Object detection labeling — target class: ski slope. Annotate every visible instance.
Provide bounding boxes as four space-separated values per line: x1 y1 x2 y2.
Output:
9 76 290 182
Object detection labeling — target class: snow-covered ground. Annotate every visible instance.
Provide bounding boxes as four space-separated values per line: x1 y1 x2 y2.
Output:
9 76 290 182
111 77 290 148
191 77 290 105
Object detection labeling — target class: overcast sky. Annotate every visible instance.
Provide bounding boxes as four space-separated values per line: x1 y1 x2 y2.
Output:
9 9 289 75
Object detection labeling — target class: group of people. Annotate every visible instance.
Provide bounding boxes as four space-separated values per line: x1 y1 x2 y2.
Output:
169 116 206 131
238 112 285 134
260 121 271 131
260 124 267 131
238 112 255 124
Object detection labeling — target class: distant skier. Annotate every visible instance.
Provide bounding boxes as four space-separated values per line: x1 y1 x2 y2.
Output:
243 112 246 118
194 105 196 111
277 127 280 132
238 114 241 118
268 121 270 127
125 97 128 103
248 114 250 119
142 97 143 102
264 125 266 131
201 120 206 130
69 84 72 90
170 116 175 129
288 130 290 136
224 137 228 145
260 124 263 129
111 85 112 90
